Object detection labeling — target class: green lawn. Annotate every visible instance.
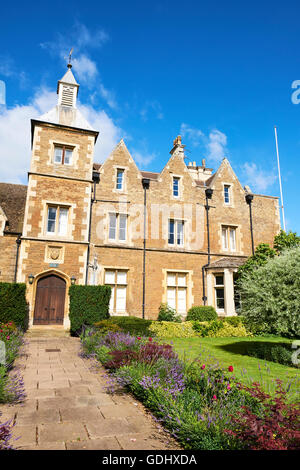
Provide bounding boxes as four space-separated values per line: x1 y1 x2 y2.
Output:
169 336 300 401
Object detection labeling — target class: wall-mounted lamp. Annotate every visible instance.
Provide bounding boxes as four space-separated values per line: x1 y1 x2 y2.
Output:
71 276 76 285
245 193 254 205
28 273 34 285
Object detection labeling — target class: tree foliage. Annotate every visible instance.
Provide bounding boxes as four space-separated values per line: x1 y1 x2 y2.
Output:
273 229 300 254
238 247 300 337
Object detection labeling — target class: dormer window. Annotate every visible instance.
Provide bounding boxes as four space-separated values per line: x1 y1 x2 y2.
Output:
173 177 180 197
54 145 73 165
116 169 124 190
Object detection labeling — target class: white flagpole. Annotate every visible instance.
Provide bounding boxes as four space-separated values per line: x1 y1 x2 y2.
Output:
274 126 286 232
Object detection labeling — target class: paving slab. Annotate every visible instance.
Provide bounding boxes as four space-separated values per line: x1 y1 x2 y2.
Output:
2 334 180 450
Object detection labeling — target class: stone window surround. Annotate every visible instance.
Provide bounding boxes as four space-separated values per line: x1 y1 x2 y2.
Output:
169 172 183 200
101 266 130 316
107 211 128 243
40 200 76 241
112 165 128 195
222 182 234 208
206 267 238 317
48 139 80 169
0 207 7 236
162 268 193 317
219 222 240 254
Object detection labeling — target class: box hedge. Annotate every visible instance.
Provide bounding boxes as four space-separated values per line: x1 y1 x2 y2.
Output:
69 285 111 335
0 283 28 330
97 316 153 337
186 306 218 322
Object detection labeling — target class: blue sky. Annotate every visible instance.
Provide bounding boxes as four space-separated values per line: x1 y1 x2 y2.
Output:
0 0 299 233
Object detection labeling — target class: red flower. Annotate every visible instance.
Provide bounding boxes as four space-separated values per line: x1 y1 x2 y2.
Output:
228 366 234 372
137 337 141 340
201 364 206 370
6 336 10 340
212 395 217 400
148 337 153 342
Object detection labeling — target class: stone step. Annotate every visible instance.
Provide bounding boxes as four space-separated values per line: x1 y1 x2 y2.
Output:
25 329 70 338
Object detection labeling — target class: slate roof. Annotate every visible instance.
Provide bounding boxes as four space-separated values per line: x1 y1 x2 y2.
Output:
0 183 27 233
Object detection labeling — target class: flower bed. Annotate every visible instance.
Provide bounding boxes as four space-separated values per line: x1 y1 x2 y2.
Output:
80 329 300 450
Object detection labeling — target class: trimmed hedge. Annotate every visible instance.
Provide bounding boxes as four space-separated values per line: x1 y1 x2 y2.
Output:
100 316 153 337
186 306 217 322
69 285 111 335
149 321 196 338
0 283 28 330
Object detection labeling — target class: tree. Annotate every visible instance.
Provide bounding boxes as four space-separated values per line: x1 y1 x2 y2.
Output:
274 230 300 254
238 247 300 338
237 243 276 281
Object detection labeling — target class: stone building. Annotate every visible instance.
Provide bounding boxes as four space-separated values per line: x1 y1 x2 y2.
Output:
0 65 281 329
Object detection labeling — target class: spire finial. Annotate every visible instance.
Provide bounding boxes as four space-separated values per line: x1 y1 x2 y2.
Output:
67 48 74 69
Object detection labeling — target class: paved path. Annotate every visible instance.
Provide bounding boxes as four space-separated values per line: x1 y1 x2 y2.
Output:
0 335 179 450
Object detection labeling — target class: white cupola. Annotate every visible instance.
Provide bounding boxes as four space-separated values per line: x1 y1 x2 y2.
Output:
57 63 79 108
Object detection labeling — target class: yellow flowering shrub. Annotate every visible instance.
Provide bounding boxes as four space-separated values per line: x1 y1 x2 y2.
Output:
149 321 196 338
212 322 251 337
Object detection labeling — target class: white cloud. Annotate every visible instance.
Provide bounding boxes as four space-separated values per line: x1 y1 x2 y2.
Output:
180 124 227 164
131 150 157 167
242 162 277 193
207 129 227 163
180 123 204 146
0 88 123 183
72 55 98 83
78 103 123 163
140 100 163 121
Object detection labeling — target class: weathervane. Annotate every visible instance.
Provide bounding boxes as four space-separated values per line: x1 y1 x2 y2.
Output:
67 48 74 68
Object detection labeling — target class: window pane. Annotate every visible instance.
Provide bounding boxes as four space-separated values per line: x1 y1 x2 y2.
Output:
215 275 224 286
116 170 124 190
64 149 72 164
230 228 236 251
58 207 68 235
117 271 127 284
222 227 228 249
177 273 186 287
167 273 176 286
168 220 175 244
47 207 57 233
173 177 179 197
54 147 63 163
215 288 225 309
109 286 115 312
224 185 230 203
119 214 127 241
116 286 126 312
177 288 186 313
109 214 117 239
167 287 176 310
105 270 115 284
177 221 184 245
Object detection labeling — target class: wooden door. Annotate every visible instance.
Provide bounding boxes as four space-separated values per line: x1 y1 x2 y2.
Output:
33 275 66 325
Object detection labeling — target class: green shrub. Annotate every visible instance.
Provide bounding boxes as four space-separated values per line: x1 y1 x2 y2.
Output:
223 316 244 327
158 303 182 322
94 320 122 335
149 321 196 338
106 316 153 337
213 322 250 337
186 306 217 322
244 342 296 367
192 320 223 337
238 247 300 338
192 320 250 337
0 283 28 330
69 285 111 335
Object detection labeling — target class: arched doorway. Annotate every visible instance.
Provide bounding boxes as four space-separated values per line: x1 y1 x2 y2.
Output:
33 274 66 325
